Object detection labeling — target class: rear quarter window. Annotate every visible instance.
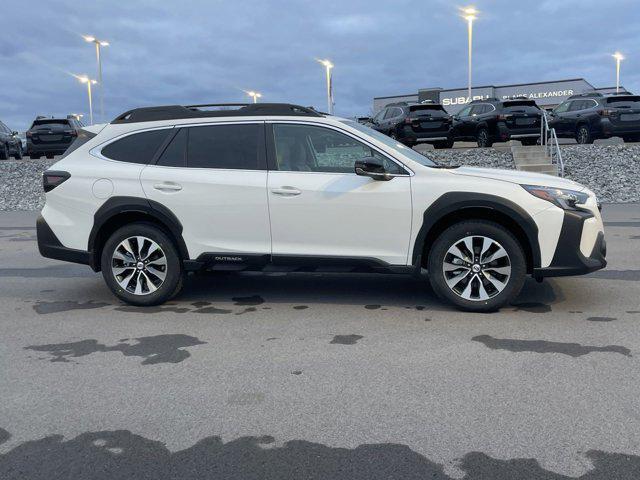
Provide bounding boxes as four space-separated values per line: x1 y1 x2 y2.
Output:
101 129 171 164
60 129 97 159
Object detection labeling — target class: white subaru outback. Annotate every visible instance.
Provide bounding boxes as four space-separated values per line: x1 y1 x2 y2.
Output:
37 103 606 311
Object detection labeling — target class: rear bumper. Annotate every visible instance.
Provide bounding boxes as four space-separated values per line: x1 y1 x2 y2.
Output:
27 141 71 154
599 118 640 137
400 127 451 143
37 214 95 269
534 210 606 277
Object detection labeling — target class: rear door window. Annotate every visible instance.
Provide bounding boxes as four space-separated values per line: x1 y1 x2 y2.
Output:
186 123 263 170
101 129 171 164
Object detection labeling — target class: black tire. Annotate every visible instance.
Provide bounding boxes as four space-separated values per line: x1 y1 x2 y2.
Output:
575 125 593 144
45 153 55 159
476 128 493 148
433 138 454 149
0 143 8 160
101 222 184 306
427 220 526 312
12 144 23 160
520 138 538 146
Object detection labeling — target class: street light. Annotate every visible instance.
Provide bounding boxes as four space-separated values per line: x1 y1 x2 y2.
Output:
245 90 262 103
74 75 98 125
460 6 478 102
83 35 109 121
317 59 334 114
612 52 624 93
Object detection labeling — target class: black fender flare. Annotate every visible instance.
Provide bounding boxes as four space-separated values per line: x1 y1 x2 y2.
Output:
88 196 189 265
411 192 541 269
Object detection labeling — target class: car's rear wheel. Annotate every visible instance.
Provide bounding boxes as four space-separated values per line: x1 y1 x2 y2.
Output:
45 152 55 159
0 143 8 160
476 128 493 148
576 125 593 144
427 220 526 312
101 223 184 306
520 138 538 146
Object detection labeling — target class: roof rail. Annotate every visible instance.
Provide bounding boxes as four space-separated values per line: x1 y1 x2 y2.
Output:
568 92 603 99
111 103 324 124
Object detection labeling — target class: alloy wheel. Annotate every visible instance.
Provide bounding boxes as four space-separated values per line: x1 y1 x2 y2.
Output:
442 235 511 301
577 127 589 144
111 236 167 295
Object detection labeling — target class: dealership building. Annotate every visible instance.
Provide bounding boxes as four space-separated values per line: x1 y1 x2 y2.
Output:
373 78 627 114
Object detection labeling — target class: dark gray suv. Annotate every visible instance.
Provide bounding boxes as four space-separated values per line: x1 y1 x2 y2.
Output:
0 121 23 160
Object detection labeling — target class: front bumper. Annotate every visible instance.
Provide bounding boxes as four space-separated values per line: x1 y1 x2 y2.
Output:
37 214 95 269
534 209 606 277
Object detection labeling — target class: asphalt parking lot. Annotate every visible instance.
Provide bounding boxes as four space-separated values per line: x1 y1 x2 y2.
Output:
1 206 639 479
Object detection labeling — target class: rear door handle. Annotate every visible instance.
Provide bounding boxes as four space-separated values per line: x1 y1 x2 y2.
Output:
271 186 301 197
153 182 182 192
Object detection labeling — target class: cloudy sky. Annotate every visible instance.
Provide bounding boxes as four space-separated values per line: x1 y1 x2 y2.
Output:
1 0 638 130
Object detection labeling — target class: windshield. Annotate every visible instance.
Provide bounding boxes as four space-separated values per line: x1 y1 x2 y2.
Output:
340 120 437 167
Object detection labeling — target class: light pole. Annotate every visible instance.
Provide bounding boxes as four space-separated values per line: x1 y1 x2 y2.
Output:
317 59 334 114
245 90 262 103
461 7 478 102
74 75 98 125
83 35 109 121
612 52 624 93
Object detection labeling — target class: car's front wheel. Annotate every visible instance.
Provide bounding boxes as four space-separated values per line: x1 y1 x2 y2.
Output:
101 223 184 306
427 220 526 312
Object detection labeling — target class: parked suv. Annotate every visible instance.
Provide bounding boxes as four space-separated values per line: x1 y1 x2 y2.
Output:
452 98 542 147
368 102 453 148
549 92 640 144
0 121 23 160
37 103 606 311
26 116 84 159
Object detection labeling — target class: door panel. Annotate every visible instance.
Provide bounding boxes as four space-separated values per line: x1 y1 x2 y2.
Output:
140 123 271 259
266 123 412 265
268 172 411 264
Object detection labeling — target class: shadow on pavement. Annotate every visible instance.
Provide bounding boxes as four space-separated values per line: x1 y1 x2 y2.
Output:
0 429 638 480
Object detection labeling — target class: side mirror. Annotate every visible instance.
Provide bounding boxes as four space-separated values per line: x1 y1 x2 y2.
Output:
355 157 392 181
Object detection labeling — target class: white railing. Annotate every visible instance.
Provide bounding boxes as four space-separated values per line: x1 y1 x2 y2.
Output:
540 110 565 177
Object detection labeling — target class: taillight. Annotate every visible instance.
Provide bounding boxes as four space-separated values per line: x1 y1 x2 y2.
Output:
404 117 412 124
497 114 508 121
600 109 617 117
43 171 70 193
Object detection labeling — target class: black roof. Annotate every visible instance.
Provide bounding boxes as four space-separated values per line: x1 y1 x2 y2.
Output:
112 103 324 124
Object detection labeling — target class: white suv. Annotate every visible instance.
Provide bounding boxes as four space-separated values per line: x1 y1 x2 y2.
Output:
37 103 606 311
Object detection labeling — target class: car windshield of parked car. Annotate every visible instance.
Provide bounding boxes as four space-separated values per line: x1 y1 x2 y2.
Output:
340 120 437 167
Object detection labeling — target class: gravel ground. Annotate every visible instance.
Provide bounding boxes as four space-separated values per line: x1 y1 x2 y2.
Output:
1 143 638 210
0 159 55 211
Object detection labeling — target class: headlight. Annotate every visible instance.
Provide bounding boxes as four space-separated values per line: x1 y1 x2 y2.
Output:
521 185 589 210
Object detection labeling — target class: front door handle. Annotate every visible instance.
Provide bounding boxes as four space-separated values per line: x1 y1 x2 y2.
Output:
271 186 301 197
153 182 182 192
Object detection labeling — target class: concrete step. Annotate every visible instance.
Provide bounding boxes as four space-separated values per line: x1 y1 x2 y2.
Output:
518 164 558 175
514 155 553 165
